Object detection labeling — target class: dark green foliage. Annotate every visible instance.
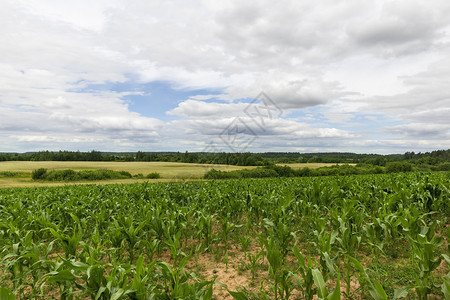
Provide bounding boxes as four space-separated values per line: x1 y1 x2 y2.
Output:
146 172 161 179
31 169 132 181
434 162 450 171
31 168 48 180
0 171 20 178
386 162 413 173
1 149 449 167
205 162 432 180
204 168 278 179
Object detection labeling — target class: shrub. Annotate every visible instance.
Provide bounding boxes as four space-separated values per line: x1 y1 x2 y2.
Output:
270 165 296 177
204 169 236 179
386 162 413 173
45 169 77 181
295 167 312 177
0 171 19 177
31 169 133 181
435 162 450 171
31 168 48 180
204 168 278 179
240 168 278 178
146 172 161 179
118 170 132 178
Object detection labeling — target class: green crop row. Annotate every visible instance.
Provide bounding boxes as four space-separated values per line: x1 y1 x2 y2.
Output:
0 172 449 299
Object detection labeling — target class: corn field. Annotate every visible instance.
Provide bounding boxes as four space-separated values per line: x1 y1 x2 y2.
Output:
1 172 449 299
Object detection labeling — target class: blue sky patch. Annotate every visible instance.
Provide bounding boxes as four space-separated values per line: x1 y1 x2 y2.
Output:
79 80 224 121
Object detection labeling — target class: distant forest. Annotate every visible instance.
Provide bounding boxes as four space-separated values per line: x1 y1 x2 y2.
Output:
0 149 449 168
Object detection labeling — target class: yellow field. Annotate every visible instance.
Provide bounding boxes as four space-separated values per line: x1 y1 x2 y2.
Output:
0 161 253 188
0 161 342 188
0 161 252 176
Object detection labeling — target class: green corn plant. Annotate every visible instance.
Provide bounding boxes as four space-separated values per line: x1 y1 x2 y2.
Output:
79 242 106 267
312 220 338 281
406 223 443 300
348 255 409 300
380 212 402 242
17 240 56 297
94 264 135 300
361 220 391 285
164 229 187 267
362 221 385 260
263 218 296 261
264 237 287 300
84 263 108 299
143 238 160 262
219 214 242 253
244 215 253 236
108 219 124 248
48 225 83 259
119 216 147 263
292 245 315 300
1 220 23 245
335 215 362 297
190 240 204 265
239 235 252 252
247 250 263 280
156 255 214 299
149 206 166 243
130 256 158 299
170 208 190 245
1 231 33 294
334 211 364 257
220 215 233 251
348 255 387 300
1 230 55 297
224 288 249 300
442 254 450 299
277 269 295 300
312 268 341 300
195 212 215 251
400 207 428 238
39 258 89 300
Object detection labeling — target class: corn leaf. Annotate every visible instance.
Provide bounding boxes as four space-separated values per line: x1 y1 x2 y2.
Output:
0 288 15 300
312 268 327 298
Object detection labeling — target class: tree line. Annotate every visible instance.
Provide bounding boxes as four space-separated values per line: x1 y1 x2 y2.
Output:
0 149 449 167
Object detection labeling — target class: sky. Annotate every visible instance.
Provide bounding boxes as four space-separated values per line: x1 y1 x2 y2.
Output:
0 0 449 154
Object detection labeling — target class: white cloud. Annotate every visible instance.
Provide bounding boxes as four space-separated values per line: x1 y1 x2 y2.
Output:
367 57 450 126
0 0 449 152
384 123 449 138
168 100 248 118
347 0 450 56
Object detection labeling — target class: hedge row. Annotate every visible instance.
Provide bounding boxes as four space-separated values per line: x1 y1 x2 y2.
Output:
32 168 134 181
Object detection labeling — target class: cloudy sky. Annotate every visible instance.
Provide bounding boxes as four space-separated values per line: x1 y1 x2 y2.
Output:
1 0 449 154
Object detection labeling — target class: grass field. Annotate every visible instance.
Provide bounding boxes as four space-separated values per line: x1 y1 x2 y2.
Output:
0 161 341 188
0 161 248 188
0 161 342 187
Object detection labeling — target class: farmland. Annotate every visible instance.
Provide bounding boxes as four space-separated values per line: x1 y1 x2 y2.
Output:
0 172 449 299
0 161 250 188
0 161 338 188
